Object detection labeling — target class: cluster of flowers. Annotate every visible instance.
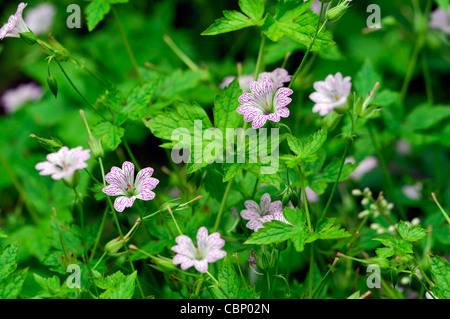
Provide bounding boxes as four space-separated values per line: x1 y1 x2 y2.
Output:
352 187 394 220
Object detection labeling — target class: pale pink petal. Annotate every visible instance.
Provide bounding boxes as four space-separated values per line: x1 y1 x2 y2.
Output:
241 209 260 220
194 259 209 273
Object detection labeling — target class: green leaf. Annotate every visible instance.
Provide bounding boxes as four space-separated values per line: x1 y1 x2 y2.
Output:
375 246 395 258
0 240 20 282
404 105 450 131
95 271 137 299
239 0 265 21
217 257 240 298
309 217 351 241
201 10 261 36
354 59 382 97
33 273 61 297
244 220 299 245
85 0 111 32
428 255 450 299
262 5 334 50
123 81 158 119
93 121 125 150
213 79 242 132
235 286 259 299
301 127 327 160
145 100 212 149
435 0 449 10
0 268 28 299
291 227 306 252
286 135 302 156
283 207 304 226
397 220 427 242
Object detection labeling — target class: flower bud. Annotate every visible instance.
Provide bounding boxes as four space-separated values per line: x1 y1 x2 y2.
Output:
29 134 63 152
105 236 127 256
19 31 37 45
326 5 349 23
282 192 291 206
47 75 58 98
274 240 288 251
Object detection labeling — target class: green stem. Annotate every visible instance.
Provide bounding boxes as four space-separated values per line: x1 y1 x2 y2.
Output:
89 206 108 263
213 179 234 232
254 32 266 81
53 58 107 121
0 152 39 224
166 204 183 236
421 52 434 105
431 193 450 225
69 57 109 87
289 3 327 89
122 138 141 171
320 116 356 220
93 252 107 270
308 243 315 298
367 124 407 220
163 34 199 72
311 258 340 298
111 6 144 84
299 165 312 231
98 157 145 298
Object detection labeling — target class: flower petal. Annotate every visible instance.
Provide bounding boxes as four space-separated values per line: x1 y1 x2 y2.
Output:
194 259 209 273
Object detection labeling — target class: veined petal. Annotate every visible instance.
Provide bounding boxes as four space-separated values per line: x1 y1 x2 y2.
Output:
205 250 227 263
269 200 282 214
260 193 271 212
244 200 259 211
121 161 135 185
136 190 155 201
114 196 135 212
194 259 209 273
251 115 267 129
102 185 126 196
240 209 260 220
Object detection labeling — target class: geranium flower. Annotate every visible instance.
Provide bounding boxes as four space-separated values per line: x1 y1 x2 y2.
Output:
102 161 159 212
171 227 226 273
237 76 293 129
258 68 292 89
24 2 55 35
0 3 30 40
35 146 90 183
221 68 291 92
429 7 450 34
309 72 352 116
1 82 43 113
240 193 283 231
346 156 378 181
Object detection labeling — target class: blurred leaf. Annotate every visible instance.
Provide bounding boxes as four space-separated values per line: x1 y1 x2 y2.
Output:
354 59 382 97
262 2 334 51
95 270 137 299
435 0 449 10
0 240 20 282
93 121 125 150
0 268 28 299
428 255 450 299
85 0 111 32
201 10 264 36
404 105 450 131
397 220 427 242
217 257 240 298
123 80 158 119
213 79 242 132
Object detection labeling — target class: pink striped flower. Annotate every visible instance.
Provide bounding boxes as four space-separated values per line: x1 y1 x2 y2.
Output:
237 76 293 129
35 146 90 183
240 193 283 231
309 72 352 116
102 161 159 212
0 3 30 40
258 68 292 89
172 227 226 273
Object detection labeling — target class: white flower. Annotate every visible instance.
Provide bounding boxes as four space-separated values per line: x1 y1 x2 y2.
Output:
301 186 319 203
402 182 423 201
1 82 43 113
0 3 30 40
309 72 352 116
35 146 90 183
24 3 55 35
429 8 450 34
346 156 379 181
171 227 226 273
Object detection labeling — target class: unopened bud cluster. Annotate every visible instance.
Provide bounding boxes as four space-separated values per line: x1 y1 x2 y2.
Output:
352 188 394 220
